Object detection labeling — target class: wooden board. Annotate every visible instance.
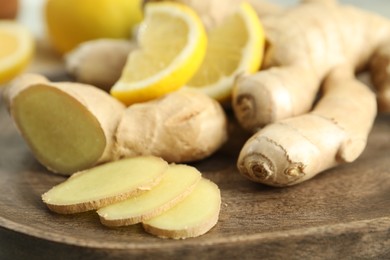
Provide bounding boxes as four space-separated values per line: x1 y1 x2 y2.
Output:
0 92 389 259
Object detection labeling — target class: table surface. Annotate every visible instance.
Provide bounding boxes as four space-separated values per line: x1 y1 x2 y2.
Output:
1 1 390 259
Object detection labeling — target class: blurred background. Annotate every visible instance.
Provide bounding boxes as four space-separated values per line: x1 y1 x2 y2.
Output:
13 0 390 43
3 0 390 78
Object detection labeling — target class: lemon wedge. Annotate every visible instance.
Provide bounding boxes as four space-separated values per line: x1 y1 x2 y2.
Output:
186 2 265 103
0 21 34 85
110 2 207 106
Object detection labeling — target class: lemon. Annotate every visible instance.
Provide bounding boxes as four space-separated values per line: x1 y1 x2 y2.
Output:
186 2 265 103
110 2 207 106
45 0 143 54
0 21 34 85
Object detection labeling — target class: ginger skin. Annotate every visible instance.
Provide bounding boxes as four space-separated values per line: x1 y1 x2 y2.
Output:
114 89 228 163
237 66 376 186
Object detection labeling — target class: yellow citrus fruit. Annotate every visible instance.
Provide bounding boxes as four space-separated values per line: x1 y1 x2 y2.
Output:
0 21 34 85
45 0 143 54
186 2 265 103
110 2 207 106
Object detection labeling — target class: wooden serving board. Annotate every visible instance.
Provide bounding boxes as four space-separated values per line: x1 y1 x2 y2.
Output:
1 0 390 257
0 86 389 259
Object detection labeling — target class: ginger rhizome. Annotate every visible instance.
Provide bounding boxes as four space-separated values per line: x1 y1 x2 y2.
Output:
237 66 376 186
5 74 227 175
233 0 388 186
233 0 390 131
114 89 227 162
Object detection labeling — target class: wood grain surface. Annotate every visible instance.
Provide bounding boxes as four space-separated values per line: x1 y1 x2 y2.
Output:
0 92 389 259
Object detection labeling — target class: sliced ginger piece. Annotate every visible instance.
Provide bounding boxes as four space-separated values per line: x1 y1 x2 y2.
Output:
8 74 125 175
142 178 221 239
42 156 168 214
97 164 201 226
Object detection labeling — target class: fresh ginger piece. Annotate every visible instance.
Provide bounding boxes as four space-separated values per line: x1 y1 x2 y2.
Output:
65 39 136 91
97 164 201 226
8 74 125 175
232 0 390 131
142 178 221 239
237 66 377 187
6 75 227 175
115 89 228 163
42 156 168 214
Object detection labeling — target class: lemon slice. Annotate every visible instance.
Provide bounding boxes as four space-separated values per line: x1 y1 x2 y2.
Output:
0 21 34 85
186 2 265 102
110 2 207 105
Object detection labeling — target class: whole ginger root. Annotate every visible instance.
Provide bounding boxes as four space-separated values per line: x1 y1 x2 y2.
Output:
5 74 227 175
232 0 390 186
233 0 390 130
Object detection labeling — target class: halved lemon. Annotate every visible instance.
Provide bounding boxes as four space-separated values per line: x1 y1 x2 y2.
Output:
0 21 34 85
110 2 207 105
186 2 265 103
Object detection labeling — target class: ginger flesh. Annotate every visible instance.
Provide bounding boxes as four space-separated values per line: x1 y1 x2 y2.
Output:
13 85 107 174
41 156 168 214
7 76 126 175
41 156 221 239
142 178 221 239
97 164 201 226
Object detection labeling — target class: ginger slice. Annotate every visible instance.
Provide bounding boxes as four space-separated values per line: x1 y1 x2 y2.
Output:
42 156 168 214
97 164 201 226
142 178 221 239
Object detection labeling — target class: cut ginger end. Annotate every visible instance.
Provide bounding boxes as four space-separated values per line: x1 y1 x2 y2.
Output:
41 156 168 214
11 84 106 174
142 178 221 239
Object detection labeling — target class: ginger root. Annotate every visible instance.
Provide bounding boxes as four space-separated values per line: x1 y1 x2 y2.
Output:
5 74 228 175
233 0 390 131
115 89 228 162
237 66 376 186
234 0 387 186
65 39 136 91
